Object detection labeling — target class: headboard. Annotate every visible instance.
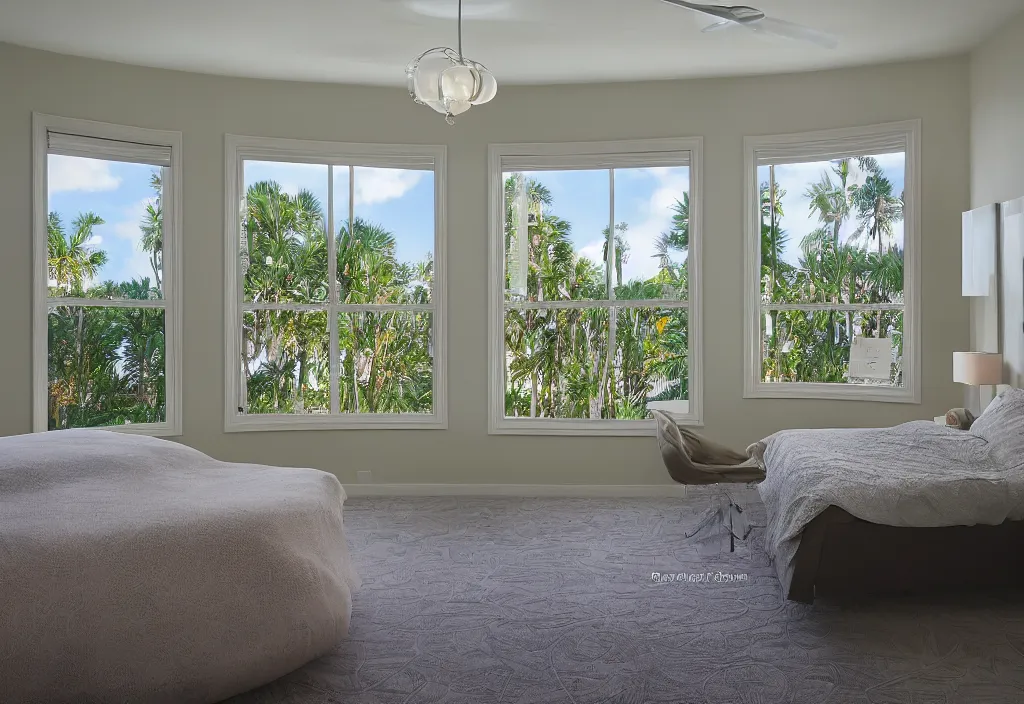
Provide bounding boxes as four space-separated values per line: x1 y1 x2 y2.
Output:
1001 197 1024 389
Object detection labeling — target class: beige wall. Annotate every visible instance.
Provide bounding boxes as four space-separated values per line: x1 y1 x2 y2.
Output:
0 43 971 486
971 12 1024 208
968 11 1024 411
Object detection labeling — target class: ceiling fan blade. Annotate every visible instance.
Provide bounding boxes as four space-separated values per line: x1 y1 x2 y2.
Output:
749 16 839 49
701 19 739 33
661 0 764 24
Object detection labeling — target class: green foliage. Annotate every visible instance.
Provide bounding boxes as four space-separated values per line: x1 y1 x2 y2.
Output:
47 175 167 429
502 175 690 419
48 159 906 429
48 284 166 430
240 181 434 415
760 158 906 387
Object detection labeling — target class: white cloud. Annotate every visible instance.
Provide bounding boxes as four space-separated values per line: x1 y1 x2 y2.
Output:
112 197 157 241
85 235 103 247
616 167 691 283
770 161 827 262
354 168 424 206
874 152 906 170
104 197 159 284
48 155 121 194
578 238 605 266
770 156 905 264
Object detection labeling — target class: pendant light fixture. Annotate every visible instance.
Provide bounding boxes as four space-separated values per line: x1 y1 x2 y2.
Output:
406 0 497 124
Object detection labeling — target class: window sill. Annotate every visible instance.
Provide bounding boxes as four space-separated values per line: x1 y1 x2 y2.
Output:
490 415 703 437
745 382 919 404
225 414 448 433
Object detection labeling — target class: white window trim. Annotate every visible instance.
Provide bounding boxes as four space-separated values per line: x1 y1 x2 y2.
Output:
32 113 183 436
487 138 704 436
223 134 447 432
742 120 922 404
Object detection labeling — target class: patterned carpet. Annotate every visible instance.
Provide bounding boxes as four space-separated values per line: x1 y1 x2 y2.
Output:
228 495 1024 704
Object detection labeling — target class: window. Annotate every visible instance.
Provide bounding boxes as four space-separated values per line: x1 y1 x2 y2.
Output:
743 121 920 402
488 139 703 435
224 136 446 431
32 114 182 435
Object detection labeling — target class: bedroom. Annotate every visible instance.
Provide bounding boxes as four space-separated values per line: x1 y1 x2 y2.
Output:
2 0 1024 702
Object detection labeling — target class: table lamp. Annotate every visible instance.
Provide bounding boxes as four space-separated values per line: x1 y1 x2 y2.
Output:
953 352 1003 409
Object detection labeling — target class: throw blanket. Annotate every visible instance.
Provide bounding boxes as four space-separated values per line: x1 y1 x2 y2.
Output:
0 430 360 704
752 388 1024 597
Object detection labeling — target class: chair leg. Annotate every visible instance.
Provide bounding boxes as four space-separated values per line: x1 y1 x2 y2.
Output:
684 500 724 539
686 489 755 550
729 501 752 541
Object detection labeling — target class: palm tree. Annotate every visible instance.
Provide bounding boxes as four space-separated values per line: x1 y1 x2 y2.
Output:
654 195 689 277
48 212 108 295
602 223 630 289
805 159 853 249
852 173 903 254
139 171 163 294
240 182 331 413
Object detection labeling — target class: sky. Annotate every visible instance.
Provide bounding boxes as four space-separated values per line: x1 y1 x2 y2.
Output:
47 153 903 296
47 155 162 289
243 161 435 267
760 151 906 266
47 156 436 295
509 166 691 285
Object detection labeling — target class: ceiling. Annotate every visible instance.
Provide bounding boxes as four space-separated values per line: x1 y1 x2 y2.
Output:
2 0 1022 85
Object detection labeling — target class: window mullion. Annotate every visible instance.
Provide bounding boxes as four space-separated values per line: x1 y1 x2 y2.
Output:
348 166 356 413
605 168 617 418
238 156 248 415
328 165 340 415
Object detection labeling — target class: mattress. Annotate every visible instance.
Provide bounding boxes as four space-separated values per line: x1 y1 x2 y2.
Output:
0 430 360 704
754 388 1024 596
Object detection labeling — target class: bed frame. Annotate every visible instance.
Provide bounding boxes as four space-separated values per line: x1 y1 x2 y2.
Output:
788 506 1024 603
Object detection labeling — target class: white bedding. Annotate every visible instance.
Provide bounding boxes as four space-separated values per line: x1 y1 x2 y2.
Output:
755 388 1024 597
0 430 360 704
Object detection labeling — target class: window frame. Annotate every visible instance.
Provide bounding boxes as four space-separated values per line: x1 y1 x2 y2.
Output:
32 113 183 436
487 138 704 436
223 134 447 432
742 120 922 403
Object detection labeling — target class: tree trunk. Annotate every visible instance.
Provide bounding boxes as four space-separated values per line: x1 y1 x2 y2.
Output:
75 307 85 421
530 371 538 418
598 335 612 419
151 252 161 295
352 359 360 413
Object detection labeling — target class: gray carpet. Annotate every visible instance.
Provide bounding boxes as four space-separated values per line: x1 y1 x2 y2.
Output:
228 495 1024 704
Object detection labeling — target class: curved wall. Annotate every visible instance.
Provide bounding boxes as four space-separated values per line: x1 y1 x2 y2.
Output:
0 43 970 486
968 11 1024 411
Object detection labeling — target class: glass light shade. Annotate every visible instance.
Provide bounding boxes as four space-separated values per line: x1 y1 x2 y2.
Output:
470 70 498 105
407 47 497 123
446 99 472 116
440 65 479 103
407 51 452 115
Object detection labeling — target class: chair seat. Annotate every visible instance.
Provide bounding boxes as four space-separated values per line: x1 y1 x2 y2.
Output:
652 411 766 485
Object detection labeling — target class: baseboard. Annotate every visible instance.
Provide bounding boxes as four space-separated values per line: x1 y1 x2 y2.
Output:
343 483 689 498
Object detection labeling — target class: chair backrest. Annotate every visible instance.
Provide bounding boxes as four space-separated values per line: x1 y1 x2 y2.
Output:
652 411 766 486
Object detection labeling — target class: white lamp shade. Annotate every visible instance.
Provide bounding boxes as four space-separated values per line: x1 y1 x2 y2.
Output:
953 352 1003 386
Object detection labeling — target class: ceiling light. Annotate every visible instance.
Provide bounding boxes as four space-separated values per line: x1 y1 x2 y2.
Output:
406 0 497 125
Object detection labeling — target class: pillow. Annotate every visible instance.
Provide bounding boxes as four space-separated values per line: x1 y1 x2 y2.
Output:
970 388 1024 460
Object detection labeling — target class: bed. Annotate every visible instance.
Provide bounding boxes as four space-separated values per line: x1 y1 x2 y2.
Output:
0 430 360 704
753 388 1024 603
